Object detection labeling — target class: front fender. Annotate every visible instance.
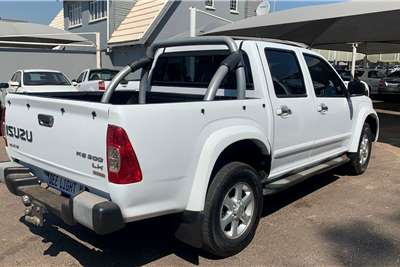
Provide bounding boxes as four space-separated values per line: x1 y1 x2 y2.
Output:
185 124 270 212
349 108 379 152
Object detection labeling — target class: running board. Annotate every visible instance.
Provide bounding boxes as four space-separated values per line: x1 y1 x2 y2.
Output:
263 155 349 195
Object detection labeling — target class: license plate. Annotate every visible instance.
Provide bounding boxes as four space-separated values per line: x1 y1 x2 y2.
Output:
47 172 85 196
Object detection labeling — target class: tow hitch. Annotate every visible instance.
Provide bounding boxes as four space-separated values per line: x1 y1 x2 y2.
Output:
22 195 46 227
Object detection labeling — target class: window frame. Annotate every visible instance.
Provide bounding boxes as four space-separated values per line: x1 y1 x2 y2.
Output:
230 0 239 13
303 53 348 98
205 0 215 10
68 2 82 28
89 0 108 23
265 47 308 98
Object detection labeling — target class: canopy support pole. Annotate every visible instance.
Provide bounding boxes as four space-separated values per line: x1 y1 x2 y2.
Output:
351 43 358 78
96 32 101 68
190 7 196 37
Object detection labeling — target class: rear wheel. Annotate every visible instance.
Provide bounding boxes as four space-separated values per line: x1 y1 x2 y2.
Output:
347 123 373 175
201 162 263 258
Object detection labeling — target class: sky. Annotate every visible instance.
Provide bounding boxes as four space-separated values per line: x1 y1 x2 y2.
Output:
0 0 344 25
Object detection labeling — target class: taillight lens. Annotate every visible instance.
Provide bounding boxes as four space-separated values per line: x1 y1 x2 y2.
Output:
99 80 106 91
378 79 386 89
106 125 142 184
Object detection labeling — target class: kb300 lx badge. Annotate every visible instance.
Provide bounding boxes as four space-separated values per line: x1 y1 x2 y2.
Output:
6 125 33 142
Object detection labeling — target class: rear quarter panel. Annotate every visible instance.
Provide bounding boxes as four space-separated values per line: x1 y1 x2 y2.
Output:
107 99 270 221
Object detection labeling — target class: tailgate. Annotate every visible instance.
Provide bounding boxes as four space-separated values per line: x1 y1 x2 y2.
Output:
5 94 110 192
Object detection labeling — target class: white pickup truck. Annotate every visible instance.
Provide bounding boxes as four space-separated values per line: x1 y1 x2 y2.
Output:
73 68 139 92
0 37 378 257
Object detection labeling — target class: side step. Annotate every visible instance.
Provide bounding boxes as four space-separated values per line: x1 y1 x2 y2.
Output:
263 155 349 195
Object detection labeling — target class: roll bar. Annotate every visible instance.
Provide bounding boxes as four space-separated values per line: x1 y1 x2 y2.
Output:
101 36 246 104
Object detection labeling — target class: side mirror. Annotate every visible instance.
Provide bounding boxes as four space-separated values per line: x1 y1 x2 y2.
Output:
0 83 9 89
71 80 78 86
9 81 20 88
348 80 369 96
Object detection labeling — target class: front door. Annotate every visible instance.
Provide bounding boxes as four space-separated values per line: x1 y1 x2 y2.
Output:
258 43 318 178
301 53 353 159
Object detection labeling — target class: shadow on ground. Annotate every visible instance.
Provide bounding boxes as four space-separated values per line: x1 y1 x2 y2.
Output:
19 170 342 267
376 113 400 148
321 220 400 266
22 215 201 267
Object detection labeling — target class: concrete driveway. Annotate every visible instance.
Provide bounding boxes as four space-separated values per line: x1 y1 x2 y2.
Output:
0 102 399 266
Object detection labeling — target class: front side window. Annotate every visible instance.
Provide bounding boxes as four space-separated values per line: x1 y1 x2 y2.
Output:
265 48 307 98
151 51 254 90
205 0 214 9
23 72 71 86
89 0 107 21
11 72 17 82
76 72 85 83
230 0 239 12
15 72 21 83
68 2 82 27
304 54 346 97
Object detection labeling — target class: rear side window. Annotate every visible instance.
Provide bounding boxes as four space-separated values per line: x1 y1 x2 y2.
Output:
151 51 254 90
304 54 346 97
89 69 119 81
264 48 306 98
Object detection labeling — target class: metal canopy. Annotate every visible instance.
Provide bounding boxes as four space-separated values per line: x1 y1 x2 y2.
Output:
0 20 90 48
205 1 400 55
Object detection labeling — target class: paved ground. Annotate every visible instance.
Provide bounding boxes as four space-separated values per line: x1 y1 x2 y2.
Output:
0 101 399 266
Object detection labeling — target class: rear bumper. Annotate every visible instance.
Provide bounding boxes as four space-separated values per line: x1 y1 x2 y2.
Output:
2 162 125 234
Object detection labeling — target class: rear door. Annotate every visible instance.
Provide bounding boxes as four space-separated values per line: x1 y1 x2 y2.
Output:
258 43 318 177
301 53 352 159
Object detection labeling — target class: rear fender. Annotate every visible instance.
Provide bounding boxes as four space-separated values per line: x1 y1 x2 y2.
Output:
185 125 270 212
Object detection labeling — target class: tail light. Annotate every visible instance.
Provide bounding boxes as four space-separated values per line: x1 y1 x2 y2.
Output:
1 107 7 146
98 80 106 91
106 125 142 184
378 79 386 90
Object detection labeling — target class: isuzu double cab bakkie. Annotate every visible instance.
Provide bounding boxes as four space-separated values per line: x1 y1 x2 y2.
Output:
0 37 378 257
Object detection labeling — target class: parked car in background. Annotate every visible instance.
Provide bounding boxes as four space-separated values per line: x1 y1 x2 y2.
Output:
0 70 77 113
74 68 139 91
7 69 77 93
356 69 385 95
1 37 378 257
378 70 400 94
336 69 369 96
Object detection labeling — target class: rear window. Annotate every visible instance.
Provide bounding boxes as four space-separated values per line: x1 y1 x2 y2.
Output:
151 51 254 90
23 72 71 86
88 69 119 81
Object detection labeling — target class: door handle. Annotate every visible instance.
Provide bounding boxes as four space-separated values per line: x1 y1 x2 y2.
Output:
276 105 292 117
318 103 329 113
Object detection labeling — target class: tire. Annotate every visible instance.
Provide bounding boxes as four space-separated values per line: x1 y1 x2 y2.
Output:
201 162 263 258
347 123 373 175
